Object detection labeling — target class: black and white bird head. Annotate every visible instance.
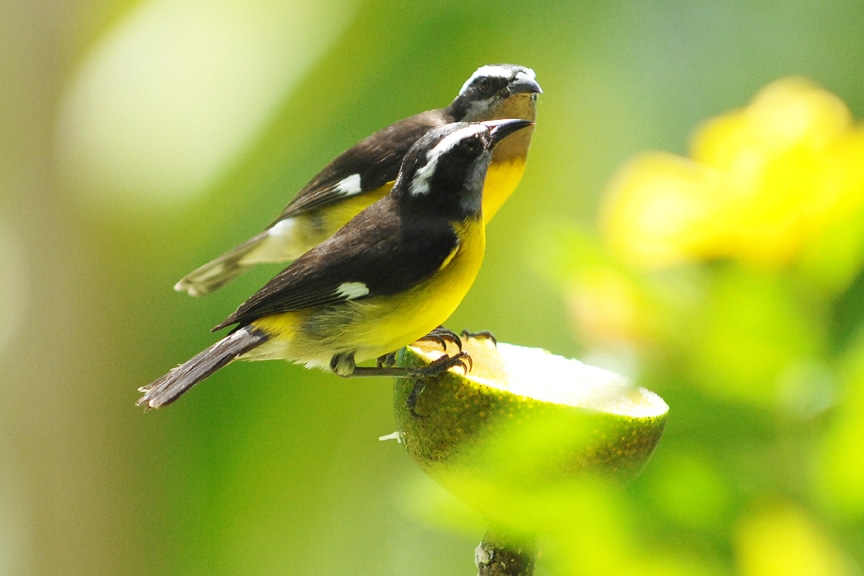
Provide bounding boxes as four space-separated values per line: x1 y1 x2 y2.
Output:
450 64 542 122
393 119 534 219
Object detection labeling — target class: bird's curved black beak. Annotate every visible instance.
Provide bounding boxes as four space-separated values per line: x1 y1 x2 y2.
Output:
483 118 535 147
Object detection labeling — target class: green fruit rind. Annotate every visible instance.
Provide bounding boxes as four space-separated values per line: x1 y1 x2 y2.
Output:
392 338 668 525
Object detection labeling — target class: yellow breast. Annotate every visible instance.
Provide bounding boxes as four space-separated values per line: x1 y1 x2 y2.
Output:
482 157 528 222
348 217 486 362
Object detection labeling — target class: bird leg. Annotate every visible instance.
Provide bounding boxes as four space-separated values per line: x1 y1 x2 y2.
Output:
331 350 473 418
331 350 472 379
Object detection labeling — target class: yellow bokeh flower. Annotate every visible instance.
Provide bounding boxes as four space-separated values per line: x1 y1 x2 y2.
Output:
734 503 853 576
601 78 864 281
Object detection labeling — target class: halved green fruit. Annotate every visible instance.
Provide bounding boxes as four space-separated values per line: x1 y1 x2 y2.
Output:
392 337 668 528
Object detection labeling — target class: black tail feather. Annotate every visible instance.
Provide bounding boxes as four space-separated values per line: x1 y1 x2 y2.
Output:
138 327 269 409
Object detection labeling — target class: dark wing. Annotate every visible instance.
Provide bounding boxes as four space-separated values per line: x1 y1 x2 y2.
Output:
215 196 459 330
271 110 454 220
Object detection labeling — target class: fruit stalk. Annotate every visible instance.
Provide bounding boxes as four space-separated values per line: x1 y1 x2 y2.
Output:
475 528 536 576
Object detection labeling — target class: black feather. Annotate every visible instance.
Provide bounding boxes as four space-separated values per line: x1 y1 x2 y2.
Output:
273 110 454 219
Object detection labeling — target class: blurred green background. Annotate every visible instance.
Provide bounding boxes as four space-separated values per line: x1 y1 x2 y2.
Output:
2 1 864 574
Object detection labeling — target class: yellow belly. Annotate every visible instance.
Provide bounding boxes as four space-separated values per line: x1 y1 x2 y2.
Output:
247 217 486 370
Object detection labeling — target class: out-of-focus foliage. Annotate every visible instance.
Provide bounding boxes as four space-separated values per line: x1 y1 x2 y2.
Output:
2 0 864 574
542 79 864 575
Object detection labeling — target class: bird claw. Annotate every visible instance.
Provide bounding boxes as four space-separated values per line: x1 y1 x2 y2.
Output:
418 350 472 377
416 326 463 352
407 381 428 419
377 352 397 368
405 351 472 418
460 329 497 346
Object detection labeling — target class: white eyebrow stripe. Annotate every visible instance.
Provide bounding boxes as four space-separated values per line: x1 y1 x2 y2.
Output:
459 65 513 95
408 124 487 196
336 281 370 300
332 173 363 196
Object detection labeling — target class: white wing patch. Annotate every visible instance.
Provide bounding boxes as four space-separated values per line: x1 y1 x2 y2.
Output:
336 281 370 300
268 218 297 238
248 218 299 262
333 173 363 196
409 124 487 196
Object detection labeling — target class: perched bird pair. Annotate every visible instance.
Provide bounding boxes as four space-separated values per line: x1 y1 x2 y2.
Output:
139 64 541 409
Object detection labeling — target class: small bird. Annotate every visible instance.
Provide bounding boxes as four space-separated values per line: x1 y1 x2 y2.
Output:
174 64 541 297
139 119 534 409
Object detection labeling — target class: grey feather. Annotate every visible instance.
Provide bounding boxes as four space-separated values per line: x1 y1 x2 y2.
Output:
137 327 269 409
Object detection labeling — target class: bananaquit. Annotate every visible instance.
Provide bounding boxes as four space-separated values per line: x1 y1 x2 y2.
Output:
139 119 534 409
175 64 541 297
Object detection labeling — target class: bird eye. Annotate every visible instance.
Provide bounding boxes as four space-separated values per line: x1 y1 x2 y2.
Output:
476 78 493 94
462 138 482 154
